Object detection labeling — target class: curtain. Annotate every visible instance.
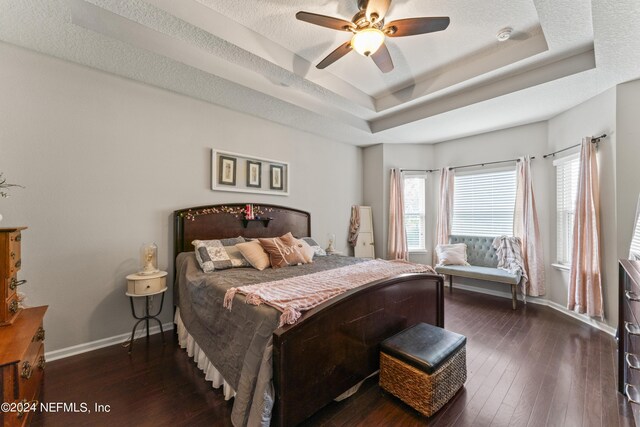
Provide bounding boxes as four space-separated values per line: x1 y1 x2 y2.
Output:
435 168 455 247
388 169 408 260
348 205 360 248
513 156 545 296
568 138 603 318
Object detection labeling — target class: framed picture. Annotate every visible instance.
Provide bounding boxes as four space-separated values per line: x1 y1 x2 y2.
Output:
218 155 237 186
246 160 262 188
211 149 289 196
270 164 284 190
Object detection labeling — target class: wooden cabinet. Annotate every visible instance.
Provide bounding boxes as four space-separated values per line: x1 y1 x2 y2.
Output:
0 306 47 427
0 228 27 326
619 259 640 426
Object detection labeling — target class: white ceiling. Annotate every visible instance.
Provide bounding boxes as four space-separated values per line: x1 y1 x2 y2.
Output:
0 0 638 146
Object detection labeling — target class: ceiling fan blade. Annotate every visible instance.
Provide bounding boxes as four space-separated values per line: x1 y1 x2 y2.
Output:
365 0 391 23
385 17 450 37
371 43 394 73
296 11 355 31
317 41 353 69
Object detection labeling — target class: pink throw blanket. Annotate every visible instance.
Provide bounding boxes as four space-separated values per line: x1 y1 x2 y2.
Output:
223 260 436 327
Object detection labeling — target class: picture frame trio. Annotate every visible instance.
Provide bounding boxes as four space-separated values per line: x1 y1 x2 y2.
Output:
212 150 289 196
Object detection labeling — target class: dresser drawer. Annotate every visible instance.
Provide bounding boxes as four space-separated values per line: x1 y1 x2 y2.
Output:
1 231 22 279
18 343 44 403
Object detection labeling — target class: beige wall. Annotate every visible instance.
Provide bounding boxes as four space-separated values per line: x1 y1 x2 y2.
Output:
0 43 363 352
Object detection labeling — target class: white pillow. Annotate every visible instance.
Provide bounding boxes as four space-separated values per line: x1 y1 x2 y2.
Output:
436 243 470 266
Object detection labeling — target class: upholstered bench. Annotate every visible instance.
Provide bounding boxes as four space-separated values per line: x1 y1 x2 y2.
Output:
379 323 467 417
435 235 522 309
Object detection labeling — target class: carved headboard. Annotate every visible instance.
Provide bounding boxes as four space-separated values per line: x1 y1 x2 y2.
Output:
173 204 311 259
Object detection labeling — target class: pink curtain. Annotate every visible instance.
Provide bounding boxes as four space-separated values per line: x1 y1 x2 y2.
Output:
348 205 360 248
435 168 455 247
388 169 408 260
514 156 545 296
568 138 603 318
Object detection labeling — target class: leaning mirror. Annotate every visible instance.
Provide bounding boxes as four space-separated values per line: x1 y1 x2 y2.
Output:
630 194 640 261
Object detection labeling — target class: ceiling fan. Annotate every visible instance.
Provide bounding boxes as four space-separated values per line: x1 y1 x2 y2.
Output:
296 0 450 73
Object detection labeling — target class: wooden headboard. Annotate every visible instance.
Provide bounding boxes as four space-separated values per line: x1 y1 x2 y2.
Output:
173 204 311 258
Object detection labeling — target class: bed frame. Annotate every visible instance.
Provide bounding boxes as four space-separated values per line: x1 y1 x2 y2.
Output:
174 203 444 427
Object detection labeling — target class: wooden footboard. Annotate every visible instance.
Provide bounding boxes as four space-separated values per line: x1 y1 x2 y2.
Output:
272 272 444 427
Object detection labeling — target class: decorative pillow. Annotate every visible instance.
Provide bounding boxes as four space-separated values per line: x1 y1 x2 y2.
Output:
258 233 307 269
301 237 327 257
435 243 470 266
296 239 315 263
192 238 249 272
236 240 271 271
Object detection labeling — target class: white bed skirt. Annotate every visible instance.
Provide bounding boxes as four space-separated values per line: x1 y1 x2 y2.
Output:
174 308 236 401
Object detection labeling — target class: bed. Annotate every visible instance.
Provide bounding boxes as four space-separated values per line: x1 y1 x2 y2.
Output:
173 203 444 427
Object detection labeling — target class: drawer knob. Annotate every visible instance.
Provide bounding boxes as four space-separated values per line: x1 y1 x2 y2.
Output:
15 259 21 269
627 383 640 405
16 399 28 419
627 352 640 370
35 326 45 342
8 300 19 315
37 355 46 370
625 322 640 336
15 234 21 242
21 361 32 379
9 278 27 290
627 290 640 302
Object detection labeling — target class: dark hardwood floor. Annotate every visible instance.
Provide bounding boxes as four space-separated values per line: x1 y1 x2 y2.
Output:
31 289 633 426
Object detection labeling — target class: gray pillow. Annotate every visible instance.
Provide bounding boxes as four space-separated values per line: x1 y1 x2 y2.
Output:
192 238 249 272
302 237 326 257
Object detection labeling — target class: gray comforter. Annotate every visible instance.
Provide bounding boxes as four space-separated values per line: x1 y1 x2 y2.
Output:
175 252 367 427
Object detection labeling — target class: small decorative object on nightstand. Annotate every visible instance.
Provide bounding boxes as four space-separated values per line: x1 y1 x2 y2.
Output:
326 233 336 253
139 242 159 275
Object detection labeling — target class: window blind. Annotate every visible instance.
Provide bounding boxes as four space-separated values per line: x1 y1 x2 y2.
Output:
403 175 426 251
555 154 580 265
631 215 640 260
451 169 516 237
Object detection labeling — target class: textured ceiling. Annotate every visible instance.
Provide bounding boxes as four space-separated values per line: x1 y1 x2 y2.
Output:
0 0 638 146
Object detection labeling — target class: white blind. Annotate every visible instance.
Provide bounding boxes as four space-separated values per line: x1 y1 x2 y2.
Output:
403 175 426 250
631 214 640 260
451 169 516 237
555 154 580 265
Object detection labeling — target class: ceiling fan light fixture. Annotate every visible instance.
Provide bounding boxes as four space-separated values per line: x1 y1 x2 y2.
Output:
351 28 385 56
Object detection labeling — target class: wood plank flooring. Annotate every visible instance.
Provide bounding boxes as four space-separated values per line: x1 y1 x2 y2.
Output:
31 289 634 426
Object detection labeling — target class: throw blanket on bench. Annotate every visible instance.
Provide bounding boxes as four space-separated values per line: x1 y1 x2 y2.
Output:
224 260 435 327
492 236 528 292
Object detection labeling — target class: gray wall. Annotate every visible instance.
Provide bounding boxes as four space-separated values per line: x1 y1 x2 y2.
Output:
0 43 363 352
617 80 640 266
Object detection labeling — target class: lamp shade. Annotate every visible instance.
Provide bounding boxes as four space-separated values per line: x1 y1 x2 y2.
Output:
351 28 385 56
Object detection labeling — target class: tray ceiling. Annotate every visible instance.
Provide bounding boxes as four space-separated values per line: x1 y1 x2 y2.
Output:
0 0 638 145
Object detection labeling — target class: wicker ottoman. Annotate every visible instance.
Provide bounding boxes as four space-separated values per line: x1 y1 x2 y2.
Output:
379 323 467 417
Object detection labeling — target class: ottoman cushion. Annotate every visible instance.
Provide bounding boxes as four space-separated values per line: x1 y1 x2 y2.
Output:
381 323 466 374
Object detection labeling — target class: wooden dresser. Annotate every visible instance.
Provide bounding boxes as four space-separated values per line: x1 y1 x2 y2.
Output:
0 228 47 426
619 259 640 425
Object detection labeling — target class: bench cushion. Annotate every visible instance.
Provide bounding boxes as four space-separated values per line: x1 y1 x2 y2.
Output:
435 265 521 285
380 323 466 375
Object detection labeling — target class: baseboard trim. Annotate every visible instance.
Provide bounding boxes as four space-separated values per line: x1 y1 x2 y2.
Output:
451 283 616 337
45 322 174 362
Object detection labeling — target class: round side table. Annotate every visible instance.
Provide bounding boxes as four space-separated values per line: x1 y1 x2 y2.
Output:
125 275 167 354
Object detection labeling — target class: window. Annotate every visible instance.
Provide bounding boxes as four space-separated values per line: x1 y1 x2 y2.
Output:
451 168 517 237
555 154 580 265
630 214 640 260
403 174 426 251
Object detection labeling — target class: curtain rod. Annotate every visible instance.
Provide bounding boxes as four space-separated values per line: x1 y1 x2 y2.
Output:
449 156 535 171
400 168 439 173
542 134 607 159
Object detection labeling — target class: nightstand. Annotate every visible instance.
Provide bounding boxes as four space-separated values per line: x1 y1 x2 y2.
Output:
125 271 167 354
